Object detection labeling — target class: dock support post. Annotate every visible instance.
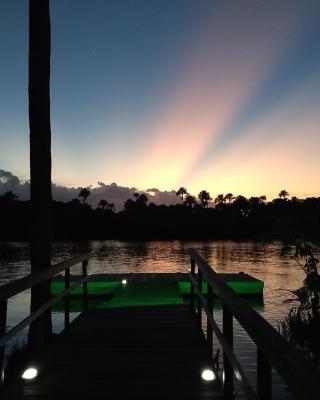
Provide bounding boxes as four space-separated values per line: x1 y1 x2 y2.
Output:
207 285 213 359
257 349 272 400
64 267 70 330
0 301 7 394
190 258 195 309
197 268 202 328
223 306 233 400
82 260 88 311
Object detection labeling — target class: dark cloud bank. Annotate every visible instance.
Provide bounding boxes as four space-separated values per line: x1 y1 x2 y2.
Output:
0 170 180 210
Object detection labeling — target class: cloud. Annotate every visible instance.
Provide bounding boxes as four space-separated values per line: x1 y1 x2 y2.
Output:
0 170 30 200
0 170 181 210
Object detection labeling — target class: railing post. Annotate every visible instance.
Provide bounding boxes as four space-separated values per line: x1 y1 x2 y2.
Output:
197 267 202 328
257 349 272 400
0 301 7 394
190 258 195 309
82 260 88 311
207 284 214 359
64 268 70 330
223 305 233 400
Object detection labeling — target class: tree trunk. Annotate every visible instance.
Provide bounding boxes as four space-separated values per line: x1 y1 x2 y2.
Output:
28 0 52 351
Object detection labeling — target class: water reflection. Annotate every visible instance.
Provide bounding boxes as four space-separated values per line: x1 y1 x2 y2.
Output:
0 240 305 322
0 240 306 399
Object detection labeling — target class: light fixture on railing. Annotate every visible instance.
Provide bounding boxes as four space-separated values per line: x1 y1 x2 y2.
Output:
201 369 215 381
22 367 38 380
121 279 127 286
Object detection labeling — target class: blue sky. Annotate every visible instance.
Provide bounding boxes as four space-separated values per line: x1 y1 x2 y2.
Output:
1 0 320 200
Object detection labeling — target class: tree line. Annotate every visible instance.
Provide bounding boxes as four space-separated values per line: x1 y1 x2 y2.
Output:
0 187 319 241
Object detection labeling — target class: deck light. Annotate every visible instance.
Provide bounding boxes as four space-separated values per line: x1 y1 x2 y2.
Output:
22 367 38 380
122 279 127 286
201 369 215 381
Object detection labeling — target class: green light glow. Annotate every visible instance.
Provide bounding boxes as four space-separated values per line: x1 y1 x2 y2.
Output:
51 279 263 311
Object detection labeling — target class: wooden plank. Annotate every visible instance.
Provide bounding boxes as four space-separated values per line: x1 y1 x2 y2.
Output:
21 305 223 399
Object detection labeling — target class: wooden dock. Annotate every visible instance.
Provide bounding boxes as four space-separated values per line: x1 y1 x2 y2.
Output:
1 250 319 400
22 305 223 399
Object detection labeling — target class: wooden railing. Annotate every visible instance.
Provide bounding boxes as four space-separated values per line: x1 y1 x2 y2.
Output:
0 254 90 391
188 249 320 400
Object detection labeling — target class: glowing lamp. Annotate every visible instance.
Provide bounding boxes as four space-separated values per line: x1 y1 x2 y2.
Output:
22 367 38 380
201 369 215 381
121 279 127 286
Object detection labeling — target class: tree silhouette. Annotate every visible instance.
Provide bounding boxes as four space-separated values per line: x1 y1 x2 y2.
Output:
2 191 18 201
259 195 267 203
279 190 289 200
176 187 188 201
98 199 108 209
233 195 249 216
107 202 115 212
79 187 91 203
2 189 320 240
279 241 320 366
224 193 234 203
184 195 197 208
98 199 115 212
249 196 263 208
124 198 135 211
198 190 212 208
124 193 148 211
136 193 148 208
214 194 225 205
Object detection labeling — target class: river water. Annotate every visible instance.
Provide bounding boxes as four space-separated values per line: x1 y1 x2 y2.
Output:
0 240 307 399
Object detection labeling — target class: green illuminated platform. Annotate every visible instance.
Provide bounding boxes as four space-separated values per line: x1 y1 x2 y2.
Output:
51 273 263 311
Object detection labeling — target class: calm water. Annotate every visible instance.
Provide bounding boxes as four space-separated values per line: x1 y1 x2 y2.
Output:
0 240 306 399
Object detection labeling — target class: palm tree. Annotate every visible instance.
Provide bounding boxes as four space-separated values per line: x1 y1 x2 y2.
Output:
107 202 115 212
79 187 91 203
136 193 148 208
176 187 188 201
279 190 289 200
28 0 52 350
124 198 135 211
214 194 225 205
224 193 234 203
98 199 108 209
198 190 212 208
184 195 197 208
2 191 18 201
249 196 261 208
259 195 267 203
232 195 249 216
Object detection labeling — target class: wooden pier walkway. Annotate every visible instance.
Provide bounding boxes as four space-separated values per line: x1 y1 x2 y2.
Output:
23 305 223 399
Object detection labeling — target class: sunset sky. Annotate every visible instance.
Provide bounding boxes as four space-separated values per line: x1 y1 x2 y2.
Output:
1 0 320 201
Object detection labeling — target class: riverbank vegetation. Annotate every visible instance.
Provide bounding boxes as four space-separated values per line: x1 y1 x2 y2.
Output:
0 189 319 240
279 240 320 367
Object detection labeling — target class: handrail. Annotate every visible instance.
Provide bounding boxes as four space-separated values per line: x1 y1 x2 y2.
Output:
0 253 89 301
0 254 90 392
189 273 256 400
188 249 320 400
0 274 90 349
